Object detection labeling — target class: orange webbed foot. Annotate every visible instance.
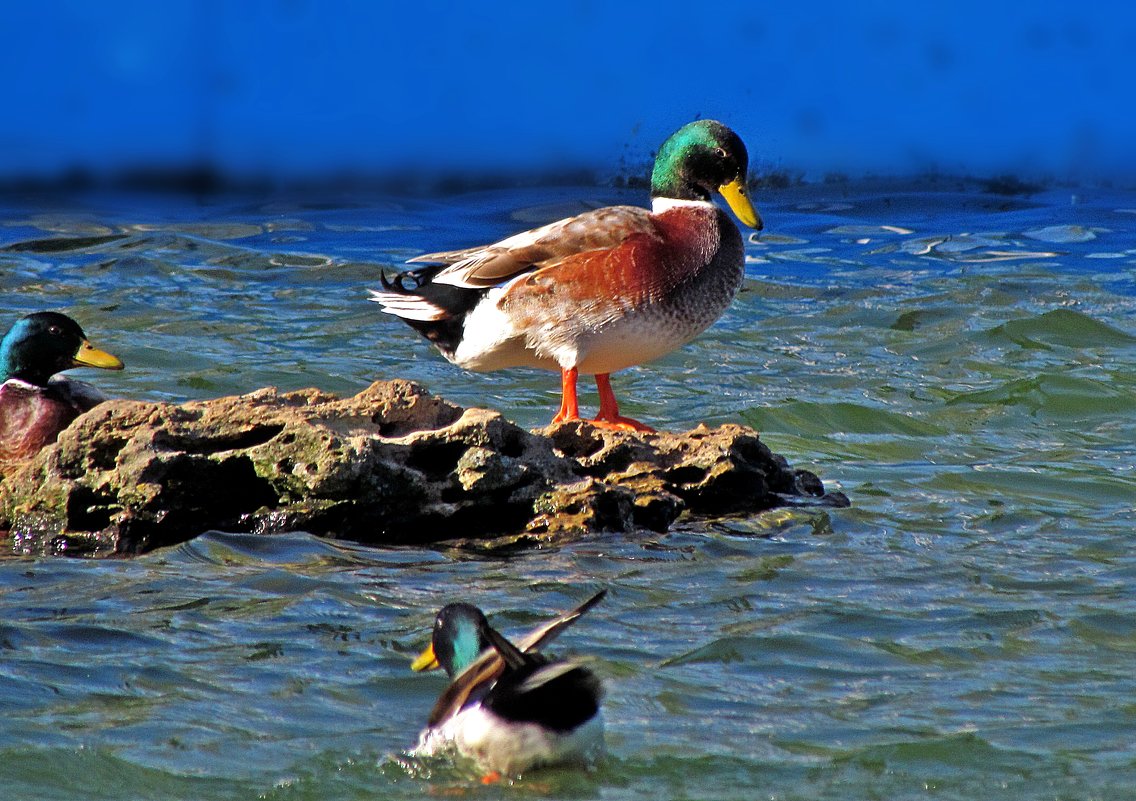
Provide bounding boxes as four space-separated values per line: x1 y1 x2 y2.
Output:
590 372 655 432
550 369 657 432
589 415 656 433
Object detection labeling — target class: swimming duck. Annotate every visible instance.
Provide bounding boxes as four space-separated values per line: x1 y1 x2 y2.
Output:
371 120 762 432
410 589 606 777
0 312 124 473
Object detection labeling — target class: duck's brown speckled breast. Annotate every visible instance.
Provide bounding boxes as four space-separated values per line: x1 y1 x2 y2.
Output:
0 380 96 474
556 204 745 374
649 204 745 333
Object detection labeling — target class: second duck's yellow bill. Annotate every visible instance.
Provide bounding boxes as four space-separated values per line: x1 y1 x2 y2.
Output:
411 643 440 672
72 339 125 370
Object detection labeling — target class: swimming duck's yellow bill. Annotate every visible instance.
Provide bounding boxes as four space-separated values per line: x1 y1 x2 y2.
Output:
411 643 440 672
72 340 124 371
718 178 763 230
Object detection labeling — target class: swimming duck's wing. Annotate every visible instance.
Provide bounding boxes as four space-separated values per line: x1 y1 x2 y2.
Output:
425 589 607 727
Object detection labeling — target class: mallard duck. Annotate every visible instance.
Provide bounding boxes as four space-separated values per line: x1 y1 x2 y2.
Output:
410 589 607 777
0 312 123 472
371 120 762 432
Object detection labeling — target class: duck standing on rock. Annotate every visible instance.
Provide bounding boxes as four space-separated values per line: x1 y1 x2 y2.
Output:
0 311 124 474
410 590 606 778
371 120 763 432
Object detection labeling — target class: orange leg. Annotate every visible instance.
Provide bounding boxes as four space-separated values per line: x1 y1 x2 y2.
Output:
550 366 580 424
591 373 655 432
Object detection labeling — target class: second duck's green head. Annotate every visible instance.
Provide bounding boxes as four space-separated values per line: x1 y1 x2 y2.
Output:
651 119 763 230
0 311 124 387
411 602 492 677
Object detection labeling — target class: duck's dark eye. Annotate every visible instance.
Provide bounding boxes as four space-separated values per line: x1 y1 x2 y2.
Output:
715 147 727 159
47 325 62 336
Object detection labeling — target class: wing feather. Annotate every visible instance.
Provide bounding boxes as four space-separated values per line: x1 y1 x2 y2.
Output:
411 208 657 290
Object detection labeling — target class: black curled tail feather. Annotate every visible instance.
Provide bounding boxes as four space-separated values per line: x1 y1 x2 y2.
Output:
380 263 449 293
374 264 487 359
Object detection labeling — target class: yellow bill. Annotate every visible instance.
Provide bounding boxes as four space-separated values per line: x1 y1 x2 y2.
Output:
718 177 763 230
72 339 124 371
411 643 440 672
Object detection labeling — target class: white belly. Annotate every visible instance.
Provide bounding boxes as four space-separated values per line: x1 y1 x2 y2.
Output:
412 705 605 775
450 291 715 375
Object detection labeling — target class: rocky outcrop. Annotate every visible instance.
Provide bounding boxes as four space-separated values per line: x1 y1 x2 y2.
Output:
0 380 847 556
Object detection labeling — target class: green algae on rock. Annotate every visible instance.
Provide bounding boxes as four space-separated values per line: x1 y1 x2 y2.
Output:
0 380 847 556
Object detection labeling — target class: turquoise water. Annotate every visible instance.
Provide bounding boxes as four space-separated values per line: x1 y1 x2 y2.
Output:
1 183 1135 799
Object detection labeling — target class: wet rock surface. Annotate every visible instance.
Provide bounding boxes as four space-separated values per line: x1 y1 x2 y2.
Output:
0 380 848 556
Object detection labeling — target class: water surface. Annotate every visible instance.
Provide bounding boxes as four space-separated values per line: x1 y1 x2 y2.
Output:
0 183 1134 799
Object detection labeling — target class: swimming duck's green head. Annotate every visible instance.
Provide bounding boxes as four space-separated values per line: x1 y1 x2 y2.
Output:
651 120 763 230
411 602 492 677
0 311 124 387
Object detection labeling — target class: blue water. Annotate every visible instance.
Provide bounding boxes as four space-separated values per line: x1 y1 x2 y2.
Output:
0 182 1135 799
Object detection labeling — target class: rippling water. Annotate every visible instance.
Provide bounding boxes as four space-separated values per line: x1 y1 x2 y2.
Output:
1 183 1135 799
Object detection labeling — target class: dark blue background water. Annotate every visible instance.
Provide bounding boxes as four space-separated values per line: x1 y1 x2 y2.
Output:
3 2 1134 182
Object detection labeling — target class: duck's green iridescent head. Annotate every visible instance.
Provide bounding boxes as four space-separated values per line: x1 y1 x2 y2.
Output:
411 602 492 677
0 311 124 387
651 120 763 229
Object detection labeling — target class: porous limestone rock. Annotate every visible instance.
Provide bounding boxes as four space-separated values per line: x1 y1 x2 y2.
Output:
0 380 847 556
